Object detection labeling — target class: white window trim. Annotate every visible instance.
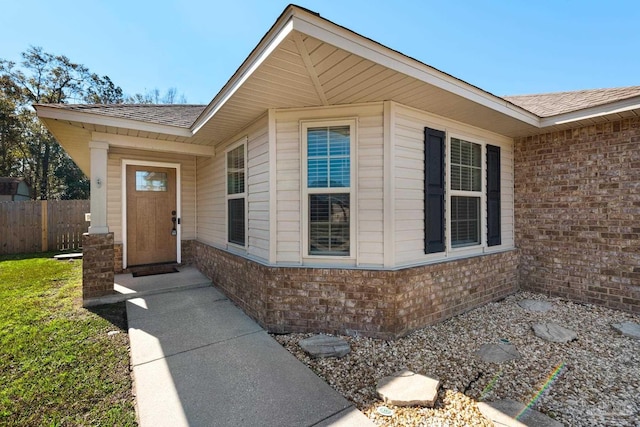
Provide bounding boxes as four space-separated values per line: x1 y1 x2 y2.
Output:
225 136 248 249
301 119 357 260
446 133 487 255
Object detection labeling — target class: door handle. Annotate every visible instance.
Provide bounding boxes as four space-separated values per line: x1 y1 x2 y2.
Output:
171 210 177 236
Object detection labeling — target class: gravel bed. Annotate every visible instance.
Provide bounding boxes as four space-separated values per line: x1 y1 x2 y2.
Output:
273 292 640 426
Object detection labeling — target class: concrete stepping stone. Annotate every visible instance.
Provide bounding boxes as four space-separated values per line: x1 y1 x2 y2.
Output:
532 323 577 343
478 399 562 427
518 299 553 312
298 335 350 358
475 342 521 363
612 322 640 340
376 369 440 407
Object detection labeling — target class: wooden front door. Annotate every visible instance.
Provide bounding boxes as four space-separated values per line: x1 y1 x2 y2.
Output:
126 165 177 266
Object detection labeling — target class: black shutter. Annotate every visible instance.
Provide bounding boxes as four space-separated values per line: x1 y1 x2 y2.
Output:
486 144 501 246
424 127 445 253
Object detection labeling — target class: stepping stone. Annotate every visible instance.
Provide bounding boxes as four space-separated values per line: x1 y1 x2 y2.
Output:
532 323 577 343
475 342 521 363
518 299 553 312
612 322 640 340
298 335 350 358
478 399 562 427
376 369 440 407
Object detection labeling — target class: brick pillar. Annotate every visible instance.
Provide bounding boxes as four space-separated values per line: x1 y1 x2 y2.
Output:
82 232 114 302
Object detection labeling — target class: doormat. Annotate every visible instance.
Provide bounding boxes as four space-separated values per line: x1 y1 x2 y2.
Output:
132 266 179 277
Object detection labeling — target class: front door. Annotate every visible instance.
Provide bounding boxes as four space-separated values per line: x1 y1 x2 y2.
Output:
126 165 177 266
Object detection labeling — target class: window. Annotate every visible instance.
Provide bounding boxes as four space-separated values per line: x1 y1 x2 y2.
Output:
136 171 168 191
424 127 501 253
450 138 482 247
226 143 246 246
305 124 353 256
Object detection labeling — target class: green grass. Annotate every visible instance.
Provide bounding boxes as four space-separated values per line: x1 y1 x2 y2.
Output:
0 253 136 426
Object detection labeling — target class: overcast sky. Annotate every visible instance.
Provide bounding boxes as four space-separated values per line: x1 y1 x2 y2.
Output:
2 0 638 104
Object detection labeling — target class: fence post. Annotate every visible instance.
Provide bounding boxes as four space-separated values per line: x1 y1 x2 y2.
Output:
41 200 48 252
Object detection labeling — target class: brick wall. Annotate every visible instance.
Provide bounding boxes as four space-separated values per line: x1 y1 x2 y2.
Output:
82 233 115 302
515 118 640 314
194 242 518 338
114 243 123 273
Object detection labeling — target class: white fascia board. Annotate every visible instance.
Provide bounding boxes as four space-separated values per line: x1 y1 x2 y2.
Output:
290 14 541 128
190 17 295 134
35 106 193 138
540 97 640 127
92 132 214 157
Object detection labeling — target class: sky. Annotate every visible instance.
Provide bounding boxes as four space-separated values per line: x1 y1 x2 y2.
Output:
1 0 638 105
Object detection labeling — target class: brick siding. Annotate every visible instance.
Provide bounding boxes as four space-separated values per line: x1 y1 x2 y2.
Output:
194 242 518 338
515 118 640 314
82 233 115 301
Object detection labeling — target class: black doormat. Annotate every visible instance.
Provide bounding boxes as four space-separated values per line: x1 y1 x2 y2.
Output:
132 266 179 277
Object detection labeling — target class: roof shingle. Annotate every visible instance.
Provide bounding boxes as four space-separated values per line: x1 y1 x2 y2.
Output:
37 104 207 128
504 86 640 117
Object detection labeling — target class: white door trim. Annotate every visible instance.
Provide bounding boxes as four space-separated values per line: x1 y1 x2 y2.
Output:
122 159 182 269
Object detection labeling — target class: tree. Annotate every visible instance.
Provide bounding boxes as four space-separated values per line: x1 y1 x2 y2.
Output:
126 87 187 104
1 46 187 200
0 46 124 199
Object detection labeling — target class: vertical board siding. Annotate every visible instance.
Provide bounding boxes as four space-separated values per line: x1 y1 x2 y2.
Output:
393 104 515 266
0 200 89 254
196 115 270 262
275 103 384 265
107 148 197 242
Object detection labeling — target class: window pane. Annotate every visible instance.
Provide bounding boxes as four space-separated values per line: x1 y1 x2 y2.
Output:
451 138 481 191
451 196 480 247
308 158 328 188
228 198 245 246
136 171 167 191
307 125 350 190
309 194 350 256
329 158 350 187
227 145 245 195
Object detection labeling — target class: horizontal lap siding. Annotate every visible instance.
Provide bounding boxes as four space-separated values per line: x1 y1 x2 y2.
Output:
275 103 384 265
247 120 270 261
107 147 196 242
196 116 270 262
357 112 384 266
393 104 514 266
275 119 301 263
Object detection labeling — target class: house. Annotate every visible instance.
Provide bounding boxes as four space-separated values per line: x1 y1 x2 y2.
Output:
34 5 640 338
0 177 31 201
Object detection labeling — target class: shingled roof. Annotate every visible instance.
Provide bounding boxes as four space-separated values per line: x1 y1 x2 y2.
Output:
504 86 640 117
38 104 207 128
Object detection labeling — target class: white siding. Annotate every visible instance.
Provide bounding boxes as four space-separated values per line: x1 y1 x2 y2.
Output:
107 147 196 243
196 115 270 262
392 103 515 266
274 103 384 266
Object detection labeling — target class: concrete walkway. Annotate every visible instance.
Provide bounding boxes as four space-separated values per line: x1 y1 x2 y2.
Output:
125 270 373 426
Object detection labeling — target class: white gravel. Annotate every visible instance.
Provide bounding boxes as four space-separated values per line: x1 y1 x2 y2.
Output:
273 291 640 426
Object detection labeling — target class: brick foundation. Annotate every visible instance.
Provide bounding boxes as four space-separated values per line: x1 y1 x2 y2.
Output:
113 243 123 273
194 242 518 338
515 117 640 314
181 240 194 265
82 233 115 302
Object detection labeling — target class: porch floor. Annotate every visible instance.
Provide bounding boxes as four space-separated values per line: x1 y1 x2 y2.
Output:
114 265 212 298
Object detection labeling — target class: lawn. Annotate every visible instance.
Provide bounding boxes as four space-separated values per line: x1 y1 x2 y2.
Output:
0 254 136 426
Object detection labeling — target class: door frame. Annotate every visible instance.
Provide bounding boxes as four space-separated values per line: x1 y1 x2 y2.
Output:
121 159 182 269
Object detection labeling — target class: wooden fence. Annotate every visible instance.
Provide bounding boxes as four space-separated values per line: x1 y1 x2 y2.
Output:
0 200 90 255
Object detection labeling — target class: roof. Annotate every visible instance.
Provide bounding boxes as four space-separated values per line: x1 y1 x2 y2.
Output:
33 4 640 176
0 177 28 196
38 104 207 128
504 86 640 117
